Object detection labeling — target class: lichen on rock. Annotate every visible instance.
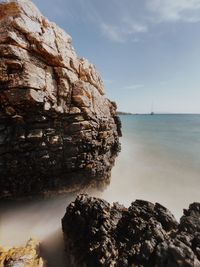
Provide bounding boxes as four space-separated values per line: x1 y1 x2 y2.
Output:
0 0 121 198
0 239 46 267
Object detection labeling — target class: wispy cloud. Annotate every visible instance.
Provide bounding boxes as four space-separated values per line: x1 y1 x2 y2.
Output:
100 20 147 43
146 0 200 23
33 0 200 44
159 81 168 86
124 84 145 90
104 79 114 84
100 0 200 42
100 24 124 43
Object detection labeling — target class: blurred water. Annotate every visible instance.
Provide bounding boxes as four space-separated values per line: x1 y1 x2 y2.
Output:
101 114 200 219
0 194 74 267
1 114 200 266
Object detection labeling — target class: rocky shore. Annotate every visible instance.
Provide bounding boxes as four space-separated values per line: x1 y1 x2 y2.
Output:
0 0 121 198
62 194 200 267
1 1 199 267
0 239 46 267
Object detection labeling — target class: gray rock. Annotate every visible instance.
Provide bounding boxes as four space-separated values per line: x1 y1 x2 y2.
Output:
62 195 200 267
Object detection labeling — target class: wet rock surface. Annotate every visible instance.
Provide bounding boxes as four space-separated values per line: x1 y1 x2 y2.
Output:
62 194 200 267
0 239 46 267
0 0 121 198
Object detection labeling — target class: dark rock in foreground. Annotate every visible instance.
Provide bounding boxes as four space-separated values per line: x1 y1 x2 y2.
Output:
62 194 200 267
0 239 46 267
0 0 121 198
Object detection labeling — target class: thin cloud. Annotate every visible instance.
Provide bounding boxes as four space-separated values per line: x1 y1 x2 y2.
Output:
124 84 145 90
159 81 168 86
104 79 114 84
146 0 200 23
33 0 200 44
100 21 147 43
131 37 140 43
101 23 125 43
80 0 148 43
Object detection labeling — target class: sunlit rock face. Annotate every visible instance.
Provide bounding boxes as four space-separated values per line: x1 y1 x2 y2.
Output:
0 0 121 198
0 239 46 267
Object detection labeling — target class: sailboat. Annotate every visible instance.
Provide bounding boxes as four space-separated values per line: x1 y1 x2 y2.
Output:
150 101 154 115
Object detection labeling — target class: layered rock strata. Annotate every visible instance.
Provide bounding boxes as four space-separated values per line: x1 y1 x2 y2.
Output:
62 194 200 267
0 239 46 267
0 0 121 198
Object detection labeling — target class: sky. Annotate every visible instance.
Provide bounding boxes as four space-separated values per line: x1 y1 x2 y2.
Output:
31 0 200 113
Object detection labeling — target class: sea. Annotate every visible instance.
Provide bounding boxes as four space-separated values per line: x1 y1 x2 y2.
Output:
1 114 200 266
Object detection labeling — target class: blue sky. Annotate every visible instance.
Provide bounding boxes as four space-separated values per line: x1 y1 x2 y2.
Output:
32 0 200 113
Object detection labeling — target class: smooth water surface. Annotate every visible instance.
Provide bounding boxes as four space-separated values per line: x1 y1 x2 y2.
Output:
102 114 200 219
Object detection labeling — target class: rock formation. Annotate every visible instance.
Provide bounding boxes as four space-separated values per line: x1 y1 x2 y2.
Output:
62 194 200 267
0 0 121 198
0 239 46 267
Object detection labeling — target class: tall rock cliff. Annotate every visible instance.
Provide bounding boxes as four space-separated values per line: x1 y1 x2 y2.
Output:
0 0 121 198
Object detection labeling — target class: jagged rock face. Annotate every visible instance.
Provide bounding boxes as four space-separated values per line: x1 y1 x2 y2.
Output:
62 195 200 267
62 194 125 267
0 239 46 267
0 0 121 198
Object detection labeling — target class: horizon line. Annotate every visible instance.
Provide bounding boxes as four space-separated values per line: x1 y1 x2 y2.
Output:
118 112 200 115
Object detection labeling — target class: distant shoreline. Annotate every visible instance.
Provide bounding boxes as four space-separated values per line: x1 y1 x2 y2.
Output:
117 111 133 115
117 112 200 115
